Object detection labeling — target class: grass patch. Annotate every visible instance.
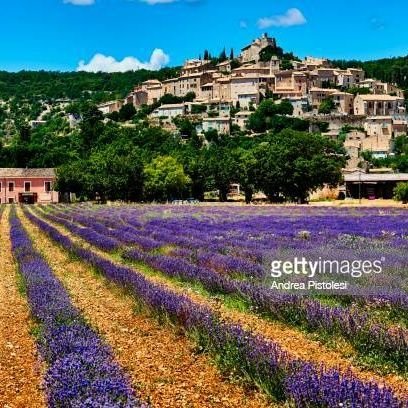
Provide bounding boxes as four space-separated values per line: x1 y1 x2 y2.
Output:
16 272 28 296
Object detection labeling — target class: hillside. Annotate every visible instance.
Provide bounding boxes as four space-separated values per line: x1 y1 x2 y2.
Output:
0 54 407 104
0 68 180 102
332 55 408 90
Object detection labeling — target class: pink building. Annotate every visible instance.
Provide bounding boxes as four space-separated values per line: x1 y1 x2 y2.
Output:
0 168 58 204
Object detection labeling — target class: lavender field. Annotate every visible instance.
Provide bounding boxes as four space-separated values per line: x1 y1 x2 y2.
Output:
1 203 408 407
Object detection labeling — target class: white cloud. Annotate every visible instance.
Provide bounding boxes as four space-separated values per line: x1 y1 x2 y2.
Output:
77 49 170 73
258 8 306 29
63 0 95 5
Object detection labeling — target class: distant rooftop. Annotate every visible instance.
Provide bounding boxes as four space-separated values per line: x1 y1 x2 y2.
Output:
156 103 185 109
344 173 408 182
357 94 404 101
0 168 56 178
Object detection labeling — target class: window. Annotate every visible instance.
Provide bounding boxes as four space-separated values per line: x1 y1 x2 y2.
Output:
8 182 14 192
45 181 52 193
24 182 31 192
8 198 14 204
0 182 1 192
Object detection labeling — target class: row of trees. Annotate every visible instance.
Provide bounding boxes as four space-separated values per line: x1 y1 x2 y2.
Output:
49 101 346 203
0 68 181 102
0 98 346 204
332 56 408 91
201 48 235 63
55 127 345 204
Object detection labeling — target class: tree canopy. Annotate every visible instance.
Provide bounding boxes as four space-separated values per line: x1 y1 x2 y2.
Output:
332 56 408 91
144 156 191 201
247 99 309 134
0 68 180 102
254 130 346 203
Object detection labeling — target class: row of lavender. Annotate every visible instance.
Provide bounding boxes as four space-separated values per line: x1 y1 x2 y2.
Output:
124 210 408 313
37 206 408 374
42 205 408 305
24 207 407 407
52 205 408 309
9 209 142 407
67 204 408 244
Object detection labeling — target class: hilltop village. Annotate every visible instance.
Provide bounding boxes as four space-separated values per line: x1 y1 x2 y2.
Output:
1 34 408 204
98 34 406 171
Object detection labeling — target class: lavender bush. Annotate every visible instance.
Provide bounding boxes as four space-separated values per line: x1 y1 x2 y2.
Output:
10 209 142 407
33 206 408 373
24 207 407 408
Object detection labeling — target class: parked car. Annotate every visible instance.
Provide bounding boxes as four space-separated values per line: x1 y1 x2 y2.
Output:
171 199 200 205
186 198 200 204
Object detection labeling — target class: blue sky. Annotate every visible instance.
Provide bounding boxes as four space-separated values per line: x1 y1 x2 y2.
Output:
1 0 407 72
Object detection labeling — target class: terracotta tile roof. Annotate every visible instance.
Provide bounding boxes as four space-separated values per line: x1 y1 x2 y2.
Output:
0 168 56 178
357 94 404 101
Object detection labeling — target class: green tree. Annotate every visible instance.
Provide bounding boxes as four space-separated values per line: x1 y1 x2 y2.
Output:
204 128 219 143
87 142 144 201
175 145 206 200
17 122 31 143
394 135 408 155
318 98 336 114
255 129 346 203
277 99 294 115
204 145 234 202
118 103 136 122
281 60 294 70
346 87 371 96
219 48 227 62
183 92 196 102
247 99 298 133
393 155 408 172
259 45 283 62
173 117 198 138
79 104 104 150
158 94 181 105
0 68 181 101
56 141 144 202
332 56 408 89
107 111 120 122
144 156 191 201
394 182 408 203
56 161 89 200
191 104 207 114
230 148 257 203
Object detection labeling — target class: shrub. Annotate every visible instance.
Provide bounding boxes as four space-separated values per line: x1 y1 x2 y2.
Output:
318 98 335 114
394 182 408 203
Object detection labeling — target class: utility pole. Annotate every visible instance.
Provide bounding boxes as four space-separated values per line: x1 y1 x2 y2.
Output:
358 170 362 204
